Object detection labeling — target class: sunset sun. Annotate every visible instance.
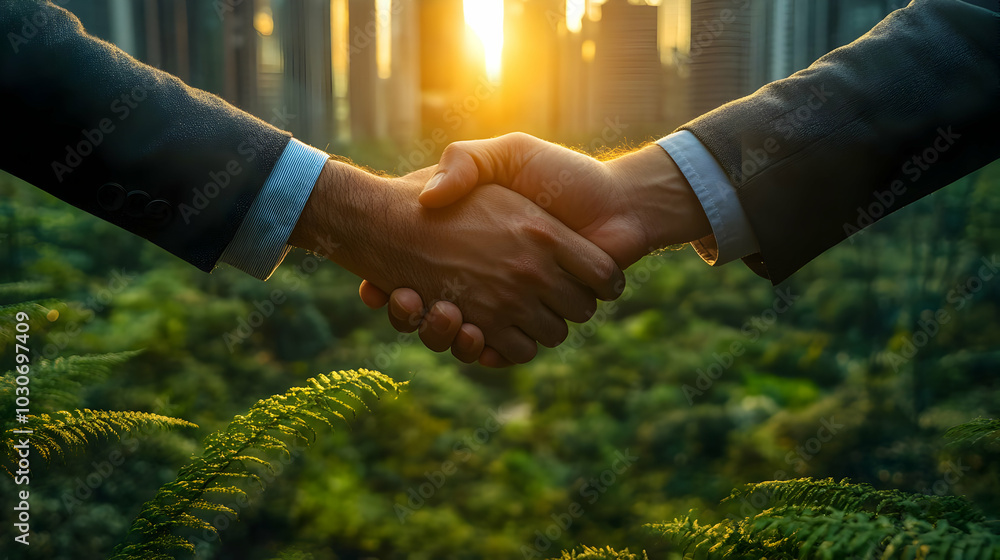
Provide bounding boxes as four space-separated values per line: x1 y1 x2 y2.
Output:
463 0 504 82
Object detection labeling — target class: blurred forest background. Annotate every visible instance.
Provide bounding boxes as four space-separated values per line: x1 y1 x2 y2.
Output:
2 0 999 558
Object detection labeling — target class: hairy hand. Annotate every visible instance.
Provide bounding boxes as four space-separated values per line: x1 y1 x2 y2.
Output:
357 133 712 365
291 162 624 365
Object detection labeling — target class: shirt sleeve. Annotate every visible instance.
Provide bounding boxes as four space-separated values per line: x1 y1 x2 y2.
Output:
656 131 760 266
218 139 330 280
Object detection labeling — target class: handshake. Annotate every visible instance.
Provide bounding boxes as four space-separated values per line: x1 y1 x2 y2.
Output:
288 133 712 367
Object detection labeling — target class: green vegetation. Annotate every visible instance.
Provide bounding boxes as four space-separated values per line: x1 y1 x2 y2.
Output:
1 157 999 559
653 475 1000 559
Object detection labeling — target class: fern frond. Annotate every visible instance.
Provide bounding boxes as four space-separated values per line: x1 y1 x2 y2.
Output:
0 351 142 417
726 478 984 529
554 545 649 560
649 478 999 560
3 409 196 477
946 417 1000 447
110 369 403 560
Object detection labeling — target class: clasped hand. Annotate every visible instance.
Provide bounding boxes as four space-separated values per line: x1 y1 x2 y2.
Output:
294 133 710 367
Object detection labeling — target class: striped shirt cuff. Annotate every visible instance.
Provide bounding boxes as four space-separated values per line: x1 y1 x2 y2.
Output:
657 131 759 266
218 139 329 280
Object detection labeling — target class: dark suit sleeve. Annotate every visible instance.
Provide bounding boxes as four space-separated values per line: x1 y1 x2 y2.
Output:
682 0 1000 284
0 0 292 272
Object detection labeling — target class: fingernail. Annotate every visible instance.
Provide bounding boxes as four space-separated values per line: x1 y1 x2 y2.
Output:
423 172 446 194
429 307 454 333
456 328 474 351
614 277 627 298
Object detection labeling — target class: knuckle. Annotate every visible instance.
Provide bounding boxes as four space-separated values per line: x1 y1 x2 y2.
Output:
542 322 569 348
595 255 619 286
522 217 557 246
514 342 538 364
503 131 534 147
574 299 598 323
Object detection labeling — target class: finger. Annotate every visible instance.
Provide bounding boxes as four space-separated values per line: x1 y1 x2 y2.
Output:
519 305 570 349
388 288 426 334
419 301 464 353
478 346 514 369
552 229 626 302
541 272 599 324
420 133 540 208
486 326 539 364
452 323 485 364
359 280 390 309
419 143 484 208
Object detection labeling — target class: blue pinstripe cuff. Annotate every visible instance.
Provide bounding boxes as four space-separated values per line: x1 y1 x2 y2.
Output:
218 139 329 280
657 131 759 266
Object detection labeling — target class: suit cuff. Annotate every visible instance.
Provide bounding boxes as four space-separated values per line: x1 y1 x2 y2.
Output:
656 131 759 266
218 139 329 280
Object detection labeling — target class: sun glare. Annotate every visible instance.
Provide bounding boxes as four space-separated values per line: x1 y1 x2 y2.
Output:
463 0 504 82
375 0 392 79
566 0 585 33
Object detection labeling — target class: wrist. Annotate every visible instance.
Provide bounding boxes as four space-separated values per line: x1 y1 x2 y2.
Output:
289 159 390 261
610 145 712 251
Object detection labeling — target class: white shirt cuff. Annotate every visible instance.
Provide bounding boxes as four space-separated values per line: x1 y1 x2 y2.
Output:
656 131 759 266
218 139 329 280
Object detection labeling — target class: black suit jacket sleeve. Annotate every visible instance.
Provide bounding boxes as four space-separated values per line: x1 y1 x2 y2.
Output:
682 0 1000 284
0 0 292 272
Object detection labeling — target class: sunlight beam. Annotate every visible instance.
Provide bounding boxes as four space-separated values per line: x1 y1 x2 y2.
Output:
567 0 585 33
464 0 504 82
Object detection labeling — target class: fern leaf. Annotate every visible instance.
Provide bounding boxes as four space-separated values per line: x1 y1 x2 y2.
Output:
650 479 1000 560
3 409 196 478
0 351 142 417
110 369 403 560
946 417 1000 447
555 545 649 560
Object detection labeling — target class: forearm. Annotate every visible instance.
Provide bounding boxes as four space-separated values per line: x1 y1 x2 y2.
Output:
684 0 1000 282
0 0 290 271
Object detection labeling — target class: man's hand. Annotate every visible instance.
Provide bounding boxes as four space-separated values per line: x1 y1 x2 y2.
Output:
358 133 713 364
288 158 625 365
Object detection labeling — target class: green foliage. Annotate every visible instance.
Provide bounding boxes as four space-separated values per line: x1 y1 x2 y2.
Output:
650 478 999 559
554 545 648 560
4 159 1000 558
5 409 196 474
1 298 193 478
946 417 1000 447
0 351 142 414
110 369 403 560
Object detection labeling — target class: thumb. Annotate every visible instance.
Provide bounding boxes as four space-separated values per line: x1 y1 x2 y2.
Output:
418 142 487 208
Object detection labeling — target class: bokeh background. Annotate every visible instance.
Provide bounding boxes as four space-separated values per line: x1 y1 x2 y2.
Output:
2 0 999 559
